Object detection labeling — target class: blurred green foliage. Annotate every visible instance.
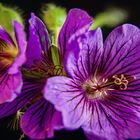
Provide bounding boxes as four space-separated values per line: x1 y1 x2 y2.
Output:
91 7 128 29
0 3 23 38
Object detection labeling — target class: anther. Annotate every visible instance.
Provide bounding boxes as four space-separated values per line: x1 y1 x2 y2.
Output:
112 74 129 90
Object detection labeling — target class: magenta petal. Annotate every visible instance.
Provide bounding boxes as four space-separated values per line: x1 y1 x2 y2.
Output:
0 25 15 47
0 72 22 104
0 21 26 104
44 76 89 129
58 8 93 59
0 83 38 118
65 29 103 81
20 98 63 139
8 21 27 74
99 24 140 78
25 13 50 68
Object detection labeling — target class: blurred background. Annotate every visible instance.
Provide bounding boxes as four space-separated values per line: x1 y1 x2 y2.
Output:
0 0 139 140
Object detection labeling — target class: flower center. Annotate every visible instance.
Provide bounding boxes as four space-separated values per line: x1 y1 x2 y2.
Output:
31 62 64 77
23 60 64 80
0 39 18 70
83 74 133 100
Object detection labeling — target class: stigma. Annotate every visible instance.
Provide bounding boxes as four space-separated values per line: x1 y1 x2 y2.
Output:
112 74 128 90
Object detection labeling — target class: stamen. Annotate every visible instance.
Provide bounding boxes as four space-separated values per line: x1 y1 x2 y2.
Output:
54 65 64 76
30 58 65 78
19 134 24 140
112 74 129 90
83 73 132 101
7 110 24 130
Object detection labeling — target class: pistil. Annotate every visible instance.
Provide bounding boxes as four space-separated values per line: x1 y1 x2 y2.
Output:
84 74 133 100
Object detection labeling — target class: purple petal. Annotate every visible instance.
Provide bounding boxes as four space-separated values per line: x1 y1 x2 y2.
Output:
85 127 140 140
82 99 139 140
25 13 50 68
65 29 103 82
43 76 89 129
0 26 15 47
99 24 140 78
85 120 140 140
108 78 140 121
82 95 140 140
20 98 63 139
124 121 140 139
8 21 27 74
85 131 107 140
0 81 38 118
0 72 23 104
58 8 93 59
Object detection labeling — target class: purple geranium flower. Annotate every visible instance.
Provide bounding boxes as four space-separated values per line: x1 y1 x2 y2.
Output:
0 21 26 104
0 9 93 139
44 24 140 140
